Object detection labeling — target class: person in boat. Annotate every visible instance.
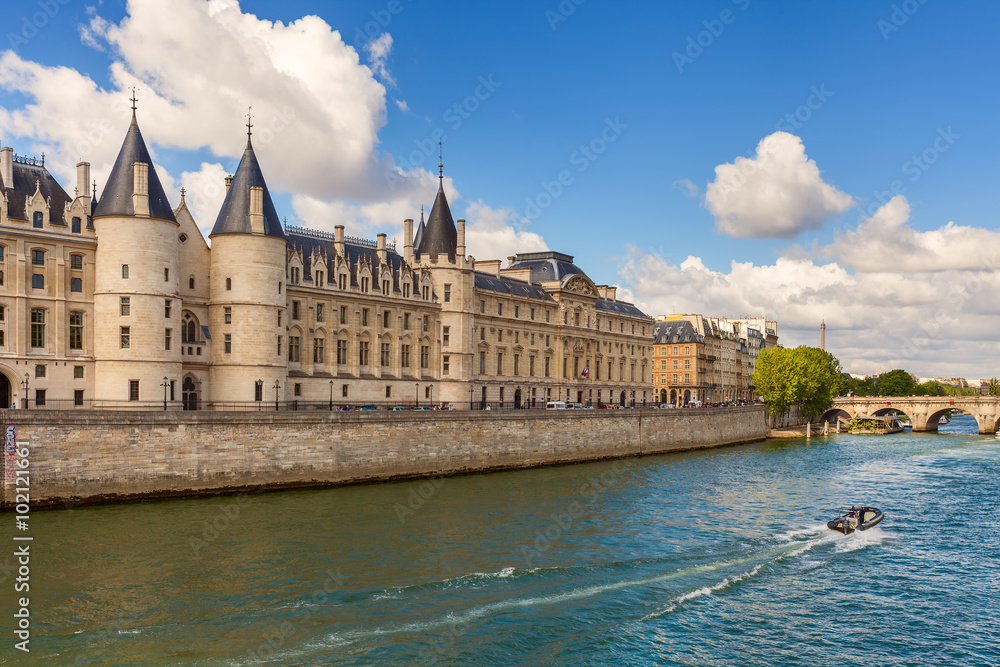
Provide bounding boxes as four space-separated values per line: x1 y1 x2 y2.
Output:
857 506 865 524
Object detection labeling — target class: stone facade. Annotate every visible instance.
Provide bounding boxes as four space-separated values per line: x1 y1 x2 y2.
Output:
1 114 650 408
652 315 775 405
0 405 768 508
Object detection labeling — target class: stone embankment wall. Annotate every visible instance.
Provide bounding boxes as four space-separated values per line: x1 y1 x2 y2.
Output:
1 405 767 509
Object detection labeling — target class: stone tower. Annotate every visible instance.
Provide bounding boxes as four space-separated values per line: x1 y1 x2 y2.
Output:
207 126 288 404
411 161 473 405
820 319 826 351
92 106 182 403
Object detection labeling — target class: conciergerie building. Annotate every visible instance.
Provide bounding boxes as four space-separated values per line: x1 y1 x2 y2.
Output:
0 107 653 410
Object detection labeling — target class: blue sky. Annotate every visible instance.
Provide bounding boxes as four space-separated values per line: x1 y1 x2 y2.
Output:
2 0 998 377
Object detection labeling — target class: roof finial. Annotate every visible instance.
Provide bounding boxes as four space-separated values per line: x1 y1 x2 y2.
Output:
179 187 186 202
129 86 138 113
438 140 443 179
247 106 253 142
92 180 97 198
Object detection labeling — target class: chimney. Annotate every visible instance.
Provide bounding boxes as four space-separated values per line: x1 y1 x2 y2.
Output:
403 218 413 264
0 147 11 189
76 162 91 202
334 225 345 256
249 186 264 234
225 174 233 193
376 233 387 263
132 162 149 216
606 286 617 300
457 218 466 260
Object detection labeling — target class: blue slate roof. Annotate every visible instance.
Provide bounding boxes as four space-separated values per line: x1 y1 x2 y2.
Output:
414 178 456 262
506 251 585 283
210 137 285 239
1 158 72 224
474 272 555 301
93 112 176 222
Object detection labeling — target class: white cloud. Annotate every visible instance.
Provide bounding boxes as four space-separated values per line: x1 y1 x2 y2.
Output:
672 178 699 198
393 98 410 113
705 132 854 239
619 217 1000 378
0 0 435 213
364 32 395 86
462 200 548 261
179 162 230 237
825 195 1000 273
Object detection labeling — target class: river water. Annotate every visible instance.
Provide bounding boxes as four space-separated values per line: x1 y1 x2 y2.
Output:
7 414 1000 665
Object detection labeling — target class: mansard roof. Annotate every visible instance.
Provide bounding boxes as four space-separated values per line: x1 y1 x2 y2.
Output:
506 251 587 283
414 178 456 261
596 299 647 318
1 157 72 223
653 319 704 344
210 137 286 239
93 112 176 222
474 272 555 302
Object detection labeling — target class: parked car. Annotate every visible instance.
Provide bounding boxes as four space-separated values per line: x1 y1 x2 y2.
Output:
546 401 567 410
358 405 379 411
390 406 407 411
412 406 434 411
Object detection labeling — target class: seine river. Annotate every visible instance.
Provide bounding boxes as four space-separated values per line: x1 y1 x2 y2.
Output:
8 415 999 665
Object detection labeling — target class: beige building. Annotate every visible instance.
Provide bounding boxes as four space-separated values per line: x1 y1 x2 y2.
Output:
0 111 650 409
652 315 774 405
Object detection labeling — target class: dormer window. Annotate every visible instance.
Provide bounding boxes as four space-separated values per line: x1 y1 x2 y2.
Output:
382 279 390 294
290 267 300 284
338 273 347 290
361 276 369 292
72 217 81 234
33 211 43 228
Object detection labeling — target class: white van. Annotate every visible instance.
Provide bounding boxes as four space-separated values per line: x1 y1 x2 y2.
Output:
546 401 567 410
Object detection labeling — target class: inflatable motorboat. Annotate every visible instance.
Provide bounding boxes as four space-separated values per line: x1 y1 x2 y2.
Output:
828 507 883 534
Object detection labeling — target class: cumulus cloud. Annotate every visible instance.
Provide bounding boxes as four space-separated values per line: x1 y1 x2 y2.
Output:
619 198 1000 378
0 0 434 211
462 200 548 261
825 195 1000 273
705 132 854 239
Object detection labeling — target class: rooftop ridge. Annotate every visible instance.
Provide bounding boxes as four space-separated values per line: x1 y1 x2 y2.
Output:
286 225 397 252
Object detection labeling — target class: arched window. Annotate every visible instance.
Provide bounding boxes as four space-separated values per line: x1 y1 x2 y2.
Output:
189 276 195 289
122 265 129 279
226 277 232 291
185 320 197 342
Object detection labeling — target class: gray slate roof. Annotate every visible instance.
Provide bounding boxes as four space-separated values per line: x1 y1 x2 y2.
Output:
210 138 286 239
653 320 704 344
506 251 585 283
474 272 555 301
287 230 418 296
596 299 647 318
414 179 456 261
1 159 72 224
93 112 176 222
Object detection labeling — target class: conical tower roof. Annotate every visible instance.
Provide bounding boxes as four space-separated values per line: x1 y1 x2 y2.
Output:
412 206 425 251
415 175 456 262
210 136 286 239
93 110 176 222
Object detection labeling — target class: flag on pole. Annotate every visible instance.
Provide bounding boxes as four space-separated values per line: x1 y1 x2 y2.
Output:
581 365 589 378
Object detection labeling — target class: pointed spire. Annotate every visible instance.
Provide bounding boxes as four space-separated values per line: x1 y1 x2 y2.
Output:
210 123 286 239
92 105 175 222
414 162 457 262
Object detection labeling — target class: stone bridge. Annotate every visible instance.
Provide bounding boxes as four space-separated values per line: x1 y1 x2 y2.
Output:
824 396 1000 434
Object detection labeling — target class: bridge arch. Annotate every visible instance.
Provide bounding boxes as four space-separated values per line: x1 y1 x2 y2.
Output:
820 408 853 424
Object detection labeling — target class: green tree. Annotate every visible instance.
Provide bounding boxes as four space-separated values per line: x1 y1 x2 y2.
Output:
988 378 1000 397
754 346 843 418
915 380 945 396
878 369 916 396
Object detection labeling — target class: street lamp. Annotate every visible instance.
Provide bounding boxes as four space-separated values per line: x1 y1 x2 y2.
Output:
329 380 334 411
255 379 263 411
415 382 419 408
469 385 473 411
21 373 29 409
160 376 169 411
273 380 280 411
